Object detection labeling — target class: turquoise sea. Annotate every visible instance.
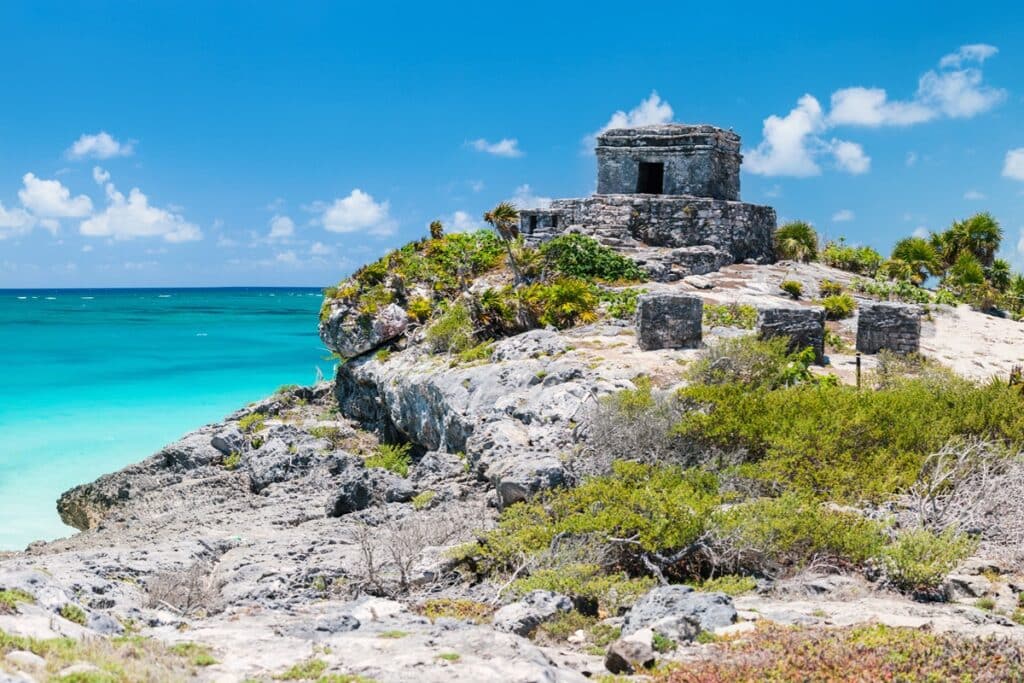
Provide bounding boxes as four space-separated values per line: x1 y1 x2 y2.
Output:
0 288 332 551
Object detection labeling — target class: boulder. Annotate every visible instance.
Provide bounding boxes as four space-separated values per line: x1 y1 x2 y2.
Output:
210 426 245 456
492 590 573 636
757 305 826 364
605 636 656 675
856 302 922 355
623 585 736 639
324 462 372 517
635 293 703 350
319 300 409 360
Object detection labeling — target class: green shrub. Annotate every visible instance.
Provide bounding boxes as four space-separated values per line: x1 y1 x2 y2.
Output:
59 604 87 625
238 413 266 434
820 293 856 319
652 632 677 653
374 348 392 363
419 598 492 624
425 302 476 354
0 589 34 614
168 642 216 667
774 222 818 262
852 275 933 304
536 610 596 641
687 336 814 390
522 278 599 329
411 490 436 510
780 280 803 299
711 493 887 571
365 443 413 477
821 240 882 276
406 296 432 322
818 279 844 297
702 303 757 329
676 377 1024 502
600 288 646 319
881 527 976 592
690 575 757 596
276 658 328 680
539 234 646 282
222 451 241 470
456 341 493 365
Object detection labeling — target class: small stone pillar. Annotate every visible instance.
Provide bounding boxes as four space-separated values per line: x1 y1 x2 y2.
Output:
635 293 703 350
756 305 826 364
856 302 922 354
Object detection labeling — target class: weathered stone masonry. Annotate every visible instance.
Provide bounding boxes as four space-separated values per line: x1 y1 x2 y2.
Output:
519 123 776 282
635 293 703 350
856 302 922 355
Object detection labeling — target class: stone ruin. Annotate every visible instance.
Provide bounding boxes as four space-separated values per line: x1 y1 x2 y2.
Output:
635 293 703 350
856 302 922 355
757 305 826 365
519 124 776 282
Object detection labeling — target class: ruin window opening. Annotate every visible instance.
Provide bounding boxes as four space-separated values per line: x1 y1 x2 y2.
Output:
550 215 558 228
636 161 664 194
529 215 538 232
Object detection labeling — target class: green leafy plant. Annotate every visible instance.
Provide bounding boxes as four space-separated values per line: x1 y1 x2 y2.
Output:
411 490 436 510
238 413 266 434
539 234 646 282
419 598 492 624
365 443 413 477
687 336 814 390
0 589 34 614
774 222 818 262
780 280 803 299
59 604 87 625
374 348 392 363
881 527 975 593
818 279 844 297
820 293 856 319
820 239 882 276
425 302 476 354
702 303 757 329
276 658 328 680
222 451 242 470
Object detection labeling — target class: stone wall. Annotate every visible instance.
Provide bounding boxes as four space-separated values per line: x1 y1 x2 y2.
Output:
522 194 775 264
757 305 826 365
635 293 703 350
595 125 741 200
856 303 922 355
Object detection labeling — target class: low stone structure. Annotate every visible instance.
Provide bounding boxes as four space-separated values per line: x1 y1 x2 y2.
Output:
856 302 922 355
635 293 703 350
519 123 776 282
757 305 826 365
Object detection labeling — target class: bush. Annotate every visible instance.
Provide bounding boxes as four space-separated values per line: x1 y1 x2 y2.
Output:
425 302 476 354
820 293 856 319
780 280 803 299
710 493 887 573
522 278 599 329
411 490 436 510
539 234 647 282
821 240 882 276
365 443 413 477
676 376 1024 502
690 575 757 596
600 287 645 319
774 222 818 262
511 564 656 616
59 604 86 625
853 276 932 304
238 413 266 434
0 589 33 615
702 303 757 329
881 527 975 592
686 336 814 390
656 623 1024 682
419 598 491 624
818 279 844 297
406 296 432 322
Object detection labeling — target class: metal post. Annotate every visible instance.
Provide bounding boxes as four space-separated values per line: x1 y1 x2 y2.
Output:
856 352 862 389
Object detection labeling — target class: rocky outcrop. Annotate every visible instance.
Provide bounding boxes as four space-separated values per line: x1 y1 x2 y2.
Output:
622 585 737 640
319 300 409 360
492 590 573 636
857 302 922 355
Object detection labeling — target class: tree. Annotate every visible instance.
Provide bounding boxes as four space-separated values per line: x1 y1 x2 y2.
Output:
987 258 1011 293
483 202 523 283
774 221 818 262
960 212 1002 268
429 220 444 240
889 237 941 285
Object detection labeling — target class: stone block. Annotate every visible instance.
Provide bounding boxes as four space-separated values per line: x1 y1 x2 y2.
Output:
757 305 826 364
635 293 702 350
856 302 921 355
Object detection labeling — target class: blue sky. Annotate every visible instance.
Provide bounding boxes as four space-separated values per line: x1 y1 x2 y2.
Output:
1 1 1023 288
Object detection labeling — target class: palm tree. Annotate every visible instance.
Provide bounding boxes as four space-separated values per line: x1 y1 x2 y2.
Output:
987 258 1012 292
889 237 941 285
961 212 1003 267
483 202 523 283
774 221 818 262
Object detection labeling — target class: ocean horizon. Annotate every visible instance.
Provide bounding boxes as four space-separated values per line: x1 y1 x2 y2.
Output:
0 287 333 551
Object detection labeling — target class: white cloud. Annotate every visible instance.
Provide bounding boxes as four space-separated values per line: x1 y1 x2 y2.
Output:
828 87 934 127
442 210 481 233
310 241 332 256
914 226 930 238
509 184 552 210
67 132 134 160
584 91 674 151
832 209 855 222
964 189 987 200
745 95 826 177
939 44 998 69
275 251 299 265
268 214 295 240
747 45 1004 177
81 244 93 252
92 166 111 185
470 138 523 158
0 202 36 239
80 175 201 242
831 139 871 174
18 173 93 218
318 189 396 235
1003 148 1024 181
